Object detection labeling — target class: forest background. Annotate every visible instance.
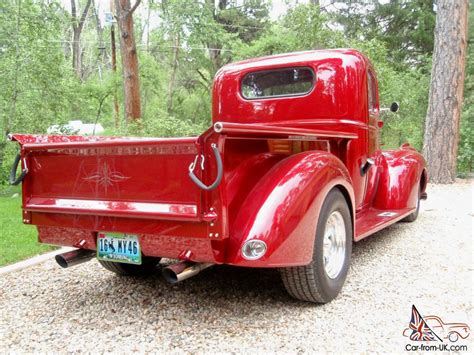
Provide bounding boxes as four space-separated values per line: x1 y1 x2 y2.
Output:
0 0 472 185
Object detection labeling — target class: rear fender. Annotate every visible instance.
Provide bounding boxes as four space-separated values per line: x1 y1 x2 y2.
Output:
374 146 427 210
225 151 354 267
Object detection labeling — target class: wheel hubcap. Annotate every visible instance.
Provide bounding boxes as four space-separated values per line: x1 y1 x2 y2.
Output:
322 211 346 279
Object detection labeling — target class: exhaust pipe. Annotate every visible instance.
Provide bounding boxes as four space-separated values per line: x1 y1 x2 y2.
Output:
55 249 95 268
162 261 213 284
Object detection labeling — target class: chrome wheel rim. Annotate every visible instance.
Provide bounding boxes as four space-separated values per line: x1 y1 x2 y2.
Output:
322 211 346 279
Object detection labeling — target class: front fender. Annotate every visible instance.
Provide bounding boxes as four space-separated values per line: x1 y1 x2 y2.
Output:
225 151 354 267
374 147 427 210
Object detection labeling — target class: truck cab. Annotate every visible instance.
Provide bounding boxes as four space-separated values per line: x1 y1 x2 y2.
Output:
9 49 427 303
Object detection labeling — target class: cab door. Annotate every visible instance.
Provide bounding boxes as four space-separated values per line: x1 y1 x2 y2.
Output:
362 68 381 208
367 69 380 156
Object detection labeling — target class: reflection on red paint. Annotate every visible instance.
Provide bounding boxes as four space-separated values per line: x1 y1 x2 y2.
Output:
10 49 426 267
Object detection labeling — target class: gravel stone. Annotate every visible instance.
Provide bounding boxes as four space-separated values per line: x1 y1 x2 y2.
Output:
0 182 472 353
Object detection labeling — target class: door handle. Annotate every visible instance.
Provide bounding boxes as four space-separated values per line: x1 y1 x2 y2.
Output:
360 158 374 176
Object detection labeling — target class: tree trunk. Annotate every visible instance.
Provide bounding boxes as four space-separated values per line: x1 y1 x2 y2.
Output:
71 0 92 79
111 23 120 128
422 0 468 183
205 0 226 76
115 0 142 122
92 0 107 71
72 30 82 77
167 32 180 113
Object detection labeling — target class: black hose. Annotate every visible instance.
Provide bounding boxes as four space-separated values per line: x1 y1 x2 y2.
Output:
9 154 28 185
188 144 223 191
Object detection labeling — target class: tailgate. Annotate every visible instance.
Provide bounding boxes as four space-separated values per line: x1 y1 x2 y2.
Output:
13 134 203 222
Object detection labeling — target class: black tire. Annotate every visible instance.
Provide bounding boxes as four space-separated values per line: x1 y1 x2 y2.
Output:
402 185 421 223
280 188 352 303
98 256 161 276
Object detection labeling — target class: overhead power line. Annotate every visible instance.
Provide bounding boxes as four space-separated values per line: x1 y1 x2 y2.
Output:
0 39 235 53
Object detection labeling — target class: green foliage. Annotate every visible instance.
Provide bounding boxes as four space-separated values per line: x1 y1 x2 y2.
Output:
214 0 270 43
0 0 472 187
378 67 429 150
0 186 55 266
349 39 430 150
333 0 436 68
0 0 70 182
234 4 344 58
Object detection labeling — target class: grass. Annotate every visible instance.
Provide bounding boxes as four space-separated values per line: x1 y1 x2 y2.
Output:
0 186 56 266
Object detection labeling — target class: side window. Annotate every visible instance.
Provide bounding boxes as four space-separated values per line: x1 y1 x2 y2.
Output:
367 70 377 115
241 67 314 99
367 70 379 155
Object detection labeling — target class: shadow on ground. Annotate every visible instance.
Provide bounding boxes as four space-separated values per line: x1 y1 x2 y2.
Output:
48 219 414 330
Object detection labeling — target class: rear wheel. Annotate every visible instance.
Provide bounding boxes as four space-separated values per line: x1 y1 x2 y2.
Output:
280 188 352 303
98 256 161 276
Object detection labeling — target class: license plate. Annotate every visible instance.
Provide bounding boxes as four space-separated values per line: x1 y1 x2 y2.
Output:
97 232 142 265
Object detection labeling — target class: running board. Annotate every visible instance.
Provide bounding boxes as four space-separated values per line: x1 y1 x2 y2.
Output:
355 208 414 241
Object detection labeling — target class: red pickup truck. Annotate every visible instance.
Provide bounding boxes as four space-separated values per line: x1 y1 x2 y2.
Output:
9 49 427 303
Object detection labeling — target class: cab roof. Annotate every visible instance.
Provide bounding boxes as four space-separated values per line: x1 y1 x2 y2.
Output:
218 49 371 75
212 49 373 124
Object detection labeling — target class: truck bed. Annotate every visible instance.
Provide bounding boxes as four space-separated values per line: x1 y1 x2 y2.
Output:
10 134 225 262
16 134 202 220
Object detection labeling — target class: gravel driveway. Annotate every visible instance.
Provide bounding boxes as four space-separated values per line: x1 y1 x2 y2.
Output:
0 182 472 353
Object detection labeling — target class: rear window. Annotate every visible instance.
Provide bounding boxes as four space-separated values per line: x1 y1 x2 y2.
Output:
241 67 314 99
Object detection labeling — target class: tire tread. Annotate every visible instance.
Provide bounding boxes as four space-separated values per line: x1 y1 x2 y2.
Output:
98 257 160 276
98 260 133 275
281 264 325 303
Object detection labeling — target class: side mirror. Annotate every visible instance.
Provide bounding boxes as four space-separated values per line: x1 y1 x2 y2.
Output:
390 101 399 113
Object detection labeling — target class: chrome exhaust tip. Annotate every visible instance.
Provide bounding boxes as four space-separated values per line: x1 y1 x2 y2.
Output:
162 261 213 284
55 249 95 268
